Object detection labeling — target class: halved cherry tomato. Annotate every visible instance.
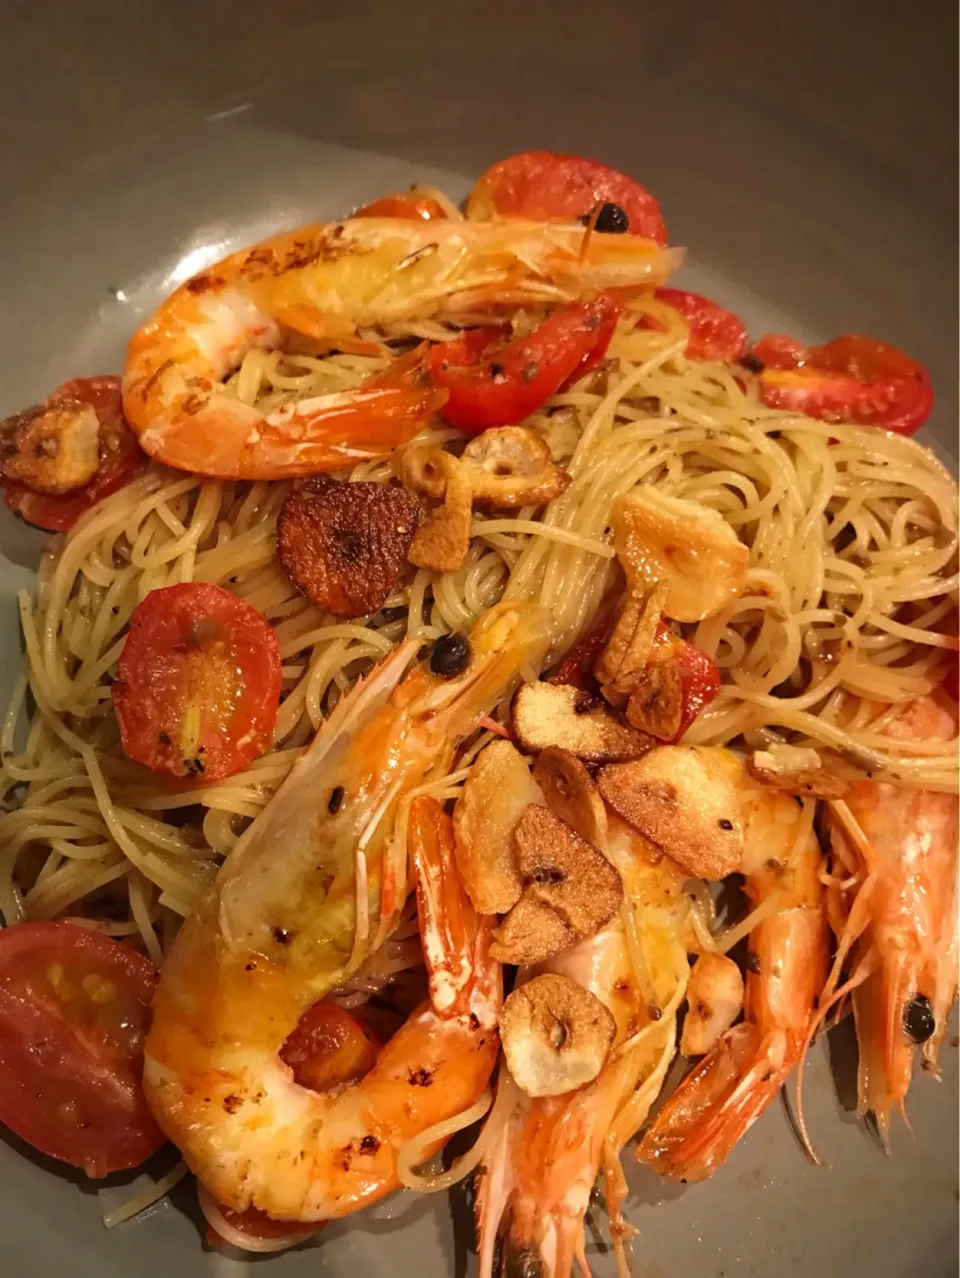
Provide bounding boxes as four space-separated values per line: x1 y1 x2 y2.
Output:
424 293 622 433
3 376 146 532
647 625 721 742
748 333 934 435
0 921 163 1176
279 1003 381 1093
549 617 719 741
112 582 282 782
640 288 747 361
353 191 448 220
467 151 668 246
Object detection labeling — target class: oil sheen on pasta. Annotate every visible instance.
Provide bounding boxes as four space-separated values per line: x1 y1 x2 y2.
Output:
1 291 956 966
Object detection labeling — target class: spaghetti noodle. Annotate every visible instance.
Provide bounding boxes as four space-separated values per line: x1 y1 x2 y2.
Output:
1 292 956 958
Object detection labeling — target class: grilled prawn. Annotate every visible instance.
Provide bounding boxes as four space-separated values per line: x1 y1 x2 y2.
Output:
144 602 548 1220
477 817 691 1278
638 759 827 1181
122 217 681 479
823 696 958 1140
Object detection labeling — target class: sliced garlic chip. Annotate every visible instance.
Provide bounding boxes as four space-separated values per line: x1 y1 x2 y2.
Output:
612 488 748 622
500 972 616 1097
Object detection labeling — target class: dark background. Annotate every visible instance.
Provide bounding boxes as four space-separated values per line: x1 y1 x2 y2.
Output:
2 0 956 437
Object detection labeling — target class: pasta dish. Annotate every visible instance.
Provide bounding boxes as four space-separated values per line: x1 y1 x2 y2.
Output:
0 151 955 1274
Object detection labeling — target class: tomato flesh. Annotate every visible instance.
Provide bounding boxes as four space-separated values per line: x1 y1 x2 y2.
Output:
749 333 934 435
353 191 447 220
467 151 668 246
3 376 145 532
425 293 622 433
641 288 747 361
0 921 163 1177
112 582 282 782
279 1003 380 1093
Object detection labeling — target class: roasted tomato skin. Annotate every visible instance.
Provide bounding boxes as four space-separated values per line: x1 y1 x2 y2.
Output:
112 582 281 782
425 293 622 433
2 375 146 532
354 191 448 220
749 333 934 435
280 1003 381 1093
467 151 668 246
0 921 163 1177
643 288 747 361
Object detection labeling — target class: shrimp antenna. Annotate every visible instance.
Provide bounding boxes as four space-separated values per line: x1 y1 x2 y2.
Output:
795 945 879 1163
795 860 879 1164
796 799 884 1162
578 201 603 264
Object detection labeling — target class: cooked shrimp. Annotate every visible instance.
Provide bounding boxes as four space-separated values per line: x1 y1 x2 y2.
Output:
820 696 958 1141
144 602 548 1219
123 217 681 479
638 758 827 1181
477 816 690 1278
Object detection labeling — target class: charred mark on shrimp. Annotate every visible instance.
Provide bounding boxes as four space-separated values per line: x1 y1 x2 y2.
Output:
185 273 226 295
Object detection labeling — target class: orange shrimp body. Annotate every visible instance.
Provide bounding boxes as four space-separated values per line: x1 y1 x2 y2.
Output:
144 603 548 1220
638 761 827 1181
477 818 690 1278
122 217 681 479
828 696 958 1138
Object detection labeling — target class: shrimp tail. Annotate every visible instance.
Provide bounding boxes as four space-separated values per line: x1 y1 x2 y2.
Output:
475 1073 591 1278
486 1202 587 1278
475 1070 521 1278
637 1022 795 1181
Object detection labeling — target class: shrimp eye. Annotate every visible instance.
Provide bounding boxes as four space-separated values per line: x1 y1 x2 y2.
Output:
430 633 471 677
593 202 629 233
903 993 935 1043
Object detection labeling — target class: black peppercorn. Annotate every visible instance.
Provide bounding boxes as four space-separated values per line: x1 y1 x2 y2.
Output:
430 633 471 677
594 202 629 233
903 993 935 1043
328 785 345 815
